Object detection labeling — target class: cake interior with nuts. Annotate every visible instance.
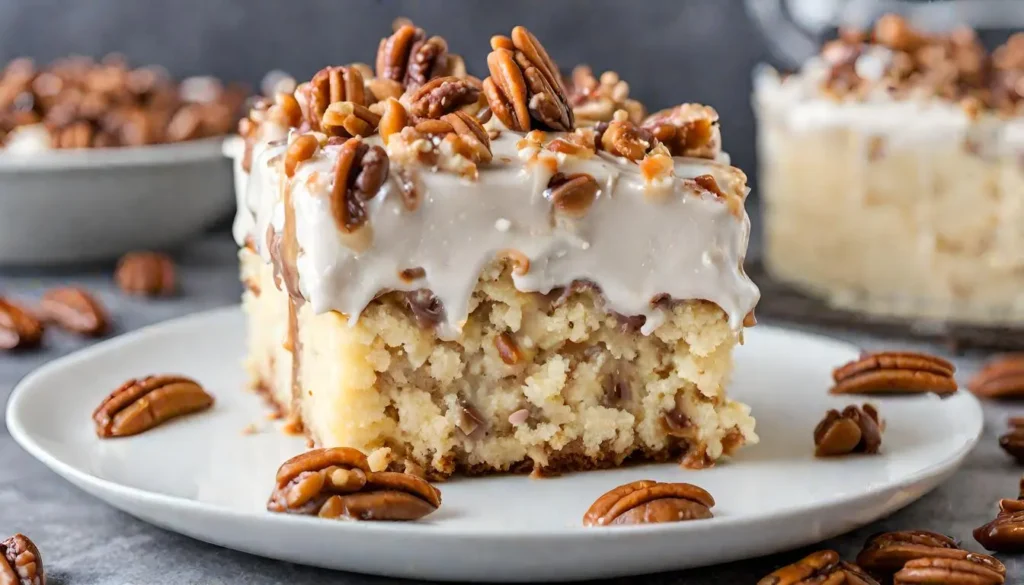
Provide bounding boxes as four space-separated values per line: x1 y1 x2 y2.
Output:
231 21 759 479
755 14 1024 327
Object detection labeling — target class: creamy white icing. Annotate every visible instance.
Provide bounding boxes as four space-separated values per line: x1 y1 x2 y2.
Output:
234 122 759 339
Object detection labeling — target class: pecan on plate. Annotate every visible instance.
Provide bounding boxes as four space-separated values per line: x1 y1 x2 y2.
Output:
483 26 573 132
115 251 176 297
969 354 1024 399
93 375 214 438
830 351 958 397
376 23 453 91
857 530 984 581
595 111 653 161
39 286 109 337
0 298 43 351
582 480 714 526
406 76 480 120
330 137 390 233
544 172 600 219
565 65 645 126
267 447 441 521
304 66 367 132
758 550 879 585
320 101 381 138
998 417 1024 463
0 533 44 585
893 556 1005 585
641 103 721 159
814 404 883 457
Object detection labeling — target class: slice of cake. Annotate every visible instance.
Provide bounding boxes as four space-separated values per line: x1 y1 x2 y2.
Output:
232 22 760 479
755 14 1024 326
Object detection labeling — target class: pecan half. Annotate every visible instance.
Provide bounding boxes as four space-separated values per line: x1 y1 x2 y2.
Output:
376 24 452 91
894 556 1005 585
483 26 573 131
407 76 480 119
582 480 714 526
0 298 43 350
1 533 44 585
441 110 491 163
330 138 390 233
999 417 1024 463
284 134 320 178
39 286 109 337
545 172 600 219
758 550 879 585
267 448 441 521
974 507 1024 553
830 351 958 397
969 354 1024 399
814 404 883 457
641 103 721 159
305 66 367 132
856 530 974 581
115 251 176 297
321 101 381 138
92 375 214 438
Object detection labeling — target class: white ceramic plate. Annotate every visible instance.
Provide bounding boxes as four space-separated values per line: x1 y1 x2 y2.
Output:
6 307 982 582
0 137 233 265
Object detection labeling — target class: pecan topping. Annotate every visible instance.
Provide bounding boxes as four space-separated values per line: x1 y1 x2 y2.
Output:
376 24 453 91
830 351 958 397
321 101 381 138
268 448 441 521
441 110 491 164
39 286 109 337
115 251 176 297
974 476 1024 553
398 267 425 282
998 417 1024 463
494 332 522 365
92 375 214 438
284 134 320 178
642 103 721 159
598 112 653 161
483 26 573 132
0 298 43 350
969 354 1024 399
565 65 645 126
894 557 1005 585
582 480 714 526
378 97 409 145
814 404 883 457
330 138 390 233
856 531 1001 582
545 172 600 219
407 76 480 119
1 533 44 585
305 66 367 132
758 550 878 585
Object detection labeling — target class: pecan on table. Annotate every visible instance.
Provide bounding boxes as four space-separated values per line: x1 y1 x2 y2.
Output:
115 251 176 297
830 351 958 397
0 298 43 351
814 404 883 457
92 375 214 438
758 550 879 585
969 354 1024 399
893 556 1005 585
304 66 368 133
483 26 573 132
582 480 714 526
376 23 456 91
406 76 480 120
974 475 1024 552
856 530 980 581
329 137 390 234
0 533 44 585
39 286 108 337
544 172 600 219
267 447 441 521
998 418 1024 463
641 103 721 159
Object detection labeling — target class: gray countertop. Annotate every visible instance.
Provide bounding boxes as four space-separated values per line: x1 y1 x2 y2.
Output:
1 231 1020 585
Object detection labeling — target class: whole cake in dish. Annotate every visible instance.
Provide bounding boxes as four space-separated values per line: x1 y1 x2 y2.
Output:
755 14 1024 326
231 22 760 479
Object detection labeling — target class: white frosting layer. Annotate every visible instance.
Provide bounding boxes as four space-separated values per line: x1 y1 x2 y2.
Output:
234 124 759 339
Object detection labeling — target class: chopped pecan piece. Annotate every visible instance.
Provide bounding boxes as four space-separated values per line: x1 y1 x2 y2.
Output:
494 332 522 365
330 138 390 233
321 101 381 138
998 417 1024 463
407 76 481 119
1 533 44 585
969 354 1024 399
582 480 714 526
597 112 653 161
441 110 491 163
483 26 573 131
565 65 645 125
857 531 999 582
305 66 367 132
758 550 878 585
894 556 1005 585
39 286 109 337
0 298 43 350
268 448 441 521
830 351 958 397
814 404 883 457
115 251 177 297
378 97 409 145
545 172 600 219
93 375 214 437
283 134 320 178
642 103 721 159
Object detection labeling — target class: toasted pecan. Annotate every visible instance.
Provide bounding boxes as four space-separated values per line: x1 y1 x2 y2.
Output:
483 26 573 132
0 298 43 350
321 101 381 138
93 375 214 437
330 138 390 233
305 66 367 132
545 172 600 219
583 480 714 526
1 533 44 585
407 76 481 119
969 354 1024 399
39 286 109 337
830 351 958 396
813 404 883 457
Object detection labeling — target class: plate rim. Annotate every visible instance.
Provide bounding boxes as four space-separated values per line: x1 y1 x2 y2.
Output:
0 136 228 172
4 305 985 540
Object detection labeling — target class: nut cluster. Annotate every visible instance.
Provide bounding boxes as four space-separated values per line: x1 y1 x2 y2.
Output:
974 476 1024 553
969 354 1024 399
0 55 245 148
483 26 574 132
267 447 441 521
641 103 721 160
376 22 465 91
564 65 645 125
829 351 958 397
813 404 883 457
92 375 214 438
758 550 877 585
1 533 44 585
582 480 714 526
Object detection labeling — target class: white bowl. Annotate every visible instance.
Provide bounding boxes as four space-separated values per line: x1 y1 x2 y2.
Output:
0 137 234 266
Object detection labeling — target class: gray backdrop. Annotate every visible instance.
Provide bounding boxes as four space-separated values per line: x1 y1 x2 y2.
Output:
0 0 774 188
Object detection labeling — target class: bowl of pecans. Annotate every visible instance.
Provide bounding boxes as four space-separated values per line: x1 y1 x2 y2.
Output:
0 55 247 265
